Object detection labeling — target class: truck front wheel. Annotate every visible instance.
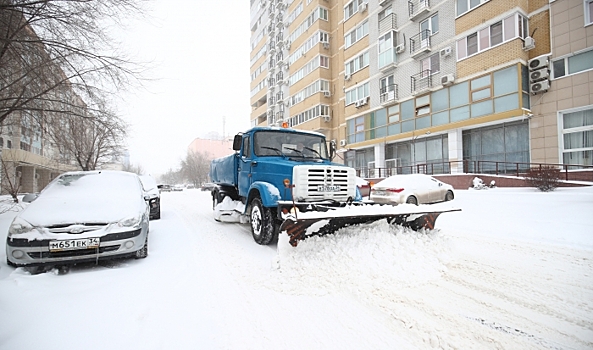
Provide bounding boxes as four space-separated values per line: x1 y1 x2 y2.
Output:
250 197 277 245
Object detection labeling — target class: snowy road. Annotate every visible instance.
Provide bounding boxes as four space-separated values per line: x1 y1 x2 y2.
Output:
0 187 592 349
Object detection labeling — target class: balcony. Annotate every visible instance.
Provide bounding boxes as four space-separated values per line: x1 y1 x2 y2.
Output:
409 29 431 58
410 70 432 94
380 84 398 105
378 13 397 34
408 0 430 21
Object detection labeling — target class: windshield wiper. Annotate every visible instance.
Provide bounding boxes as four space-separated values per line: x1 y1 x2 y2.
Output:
261 146 284 156
303 146 323 159
283 147 305 157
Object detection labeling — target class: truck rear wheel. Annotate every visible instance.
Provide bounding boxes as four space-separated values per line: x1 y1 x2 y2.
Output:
250 197 277 245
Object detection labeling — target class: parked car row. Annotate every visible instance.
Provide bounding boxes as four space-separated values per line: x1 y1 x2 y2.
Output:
5 170 161 273
357 174 455 205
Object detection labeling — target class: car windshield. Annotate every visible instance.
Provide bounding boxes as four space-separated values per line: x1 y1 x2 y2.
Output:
253 130 329 159
44 171 142 201
139 175 158 192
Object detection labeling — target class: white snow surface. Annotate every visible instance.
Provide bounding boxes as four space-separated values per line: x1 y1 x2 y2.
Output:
0 186 592 350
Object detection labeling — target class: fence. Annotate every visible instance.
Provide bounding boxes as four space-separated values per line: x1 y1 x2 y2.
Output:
357 160 593 182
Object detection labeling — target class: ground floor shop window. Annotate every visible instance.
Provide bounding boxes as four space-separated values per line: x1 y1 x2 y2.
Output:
560 107 593 166
462 120 529 173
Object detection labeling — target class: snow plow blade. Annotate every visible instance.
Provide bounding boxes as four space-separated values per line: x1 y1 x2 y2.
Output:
279 205 460 247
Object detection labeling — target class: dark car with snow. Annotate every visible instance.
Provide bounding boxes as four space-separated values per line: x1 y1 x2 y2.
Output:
140 175 161 220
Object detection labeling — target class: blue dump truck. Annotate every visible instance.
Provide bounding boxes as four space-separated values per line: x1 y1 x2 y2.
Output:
209 126 458 246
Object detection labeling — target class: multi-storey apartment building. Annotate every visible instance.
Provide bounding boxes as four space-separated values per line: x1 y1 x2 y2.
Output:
0 19 80 195
249 0 592 177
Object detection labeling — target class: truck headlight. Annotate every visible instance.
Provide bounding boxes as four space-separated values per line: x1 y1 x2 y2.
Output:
8 217 34 236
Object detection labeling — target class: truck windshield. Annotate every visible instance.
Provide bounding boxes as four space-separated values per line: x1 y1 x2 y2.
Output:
253 130 329 159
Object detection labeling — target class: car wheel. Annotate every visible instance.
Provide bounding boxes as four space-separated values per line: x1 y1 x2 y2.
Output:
445 191 454 201
406 196 418 205
135 236 148 259
154 209 160 220
250 197 277 245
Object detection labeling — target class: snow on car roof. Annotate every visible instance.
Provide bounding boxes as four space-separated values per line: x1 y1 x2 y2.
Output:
374 174 436 187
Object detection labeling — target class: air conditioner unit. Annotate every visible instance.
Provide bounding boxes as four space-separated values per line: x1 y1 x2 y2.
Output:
345 74 352 81
395 44 405 53
523 36 535 51
322 115 331 122
440 46 452 57
530 80 550 94
359 97 368 106
323 91 331 97
355 100 362 108
359 2 368 13
285 41 291 49
340 139 347 147
323 42 330 49
529 68 549 82
528 56 549 71
441 74 455 86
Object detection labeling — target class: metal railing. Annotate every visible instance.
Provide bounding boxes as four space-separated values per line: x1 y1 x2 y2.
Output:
357 160 593 182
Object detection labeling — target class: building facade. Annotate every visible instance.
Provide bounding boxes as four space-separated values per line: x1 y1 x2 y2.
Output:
249 0 592 177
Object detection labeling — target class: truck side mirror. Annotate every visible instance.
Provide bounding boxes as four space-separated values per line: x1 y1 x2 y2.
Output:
329 140 336 160
232 134 242 151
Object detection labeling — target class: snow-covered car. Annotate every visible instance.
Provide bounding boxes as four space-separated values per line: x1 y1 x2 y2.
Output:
370 174 454 205
172 184 184 191
158 184 172 192
140 175 161 220
6 170 150 269
356 177 371 198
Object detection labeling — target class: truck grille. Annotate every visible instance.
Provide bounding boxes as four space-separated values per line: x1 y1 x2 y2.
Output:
293 165 356 201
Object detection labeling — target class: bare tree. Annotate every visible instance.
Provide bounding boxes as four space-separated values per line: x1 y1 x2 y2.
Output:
42 102 128 171
0 0 145 125
180 150 211 187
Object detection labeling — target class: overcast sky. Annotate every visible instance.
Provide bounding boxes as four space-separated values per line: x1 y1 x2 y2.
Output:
116 1 252 176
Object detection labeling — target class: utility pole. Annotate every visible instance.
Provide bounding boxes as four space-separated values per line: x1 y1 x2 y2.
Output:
222 116 226 140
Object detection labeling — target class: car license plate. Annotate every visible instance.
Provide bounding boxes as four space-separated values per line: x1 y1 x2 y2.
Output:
317 185 341 192
49 238 100 251
373 190 387 196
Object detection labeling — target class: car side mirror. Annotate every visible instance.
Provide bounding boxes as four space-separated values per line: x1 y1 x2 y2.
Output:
233 134 242 151
22 193 38 203
329 140 336 160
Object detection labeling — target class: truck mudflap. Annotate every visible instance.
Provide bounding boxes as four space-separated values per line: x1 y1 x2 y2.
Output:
279 203 461 247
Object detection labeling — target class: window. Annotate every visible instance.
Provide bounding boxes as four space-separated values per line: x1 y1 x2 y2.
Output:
420 13 439 36
345 21 369 49
379 5 392 21
344 0 364 21
457 13 527 60
420 53 440 75
587 0 593 25
456 0 489 17
552 49 593 79
345 51 369 75
345 82 370 105
490 21 503 46
378 31 396 68
560 107 593 165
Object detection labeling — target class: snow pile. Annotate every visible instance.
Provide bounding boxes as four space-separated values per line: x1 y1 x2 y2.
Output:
271 219 453 297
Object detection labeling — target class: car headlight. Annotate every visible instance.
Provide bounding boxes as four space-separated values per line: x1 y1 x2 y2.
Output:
8 217 34 236
118 214 143 228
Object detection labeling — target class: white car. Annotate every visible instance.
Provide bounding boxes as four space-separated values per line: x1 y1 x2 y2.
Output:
6 170 150 269
370 174 454 205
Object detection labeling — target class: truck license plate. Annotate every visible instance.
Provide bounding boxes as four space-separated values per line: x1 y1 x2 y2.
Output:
317 185 341 192
49 238 100 251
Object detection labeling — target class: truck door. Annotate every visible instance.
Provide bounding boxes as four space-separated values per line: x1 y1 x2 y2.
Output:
238 135 253 197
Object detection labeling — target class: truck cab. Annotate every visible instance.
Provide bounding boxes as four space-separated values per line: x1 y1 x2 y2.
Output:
209 126 358 244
